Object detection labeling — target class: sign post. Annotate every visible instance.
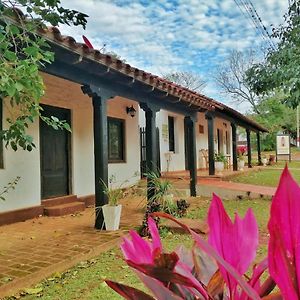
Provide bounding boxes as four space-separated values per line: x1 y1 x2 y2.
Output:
276 134 291 162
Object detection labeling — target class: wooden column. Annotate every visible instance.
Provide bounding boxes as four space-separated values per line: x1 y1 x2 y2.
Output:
231 123 238 171
140 103 160 200
185 116 197 197
246 129 252 168
184 117 190 171
82 85 109 230
206 112 215 175
257 132 262 165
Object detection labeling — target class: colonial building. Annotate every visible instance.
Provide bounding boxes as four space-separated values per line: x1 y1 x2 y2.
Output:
0 26 267 227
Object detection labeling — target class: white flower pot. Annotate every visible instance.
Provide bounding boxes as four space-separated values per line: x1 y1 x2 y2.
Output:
262 158 268 166
215 161 224 173
238 160 245 170
102 204 122 231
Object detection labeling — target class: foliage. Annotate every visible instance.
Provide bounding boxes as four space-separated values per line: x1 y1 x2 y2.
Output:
101 174 126 206
144 170 174 211
107 167 299 300
214 152 226 163
0 1 88 151
0 176 20 201
249 95 297 151
139 171 173 236
163 71 206 92
214 50 262 114
246 1 300 108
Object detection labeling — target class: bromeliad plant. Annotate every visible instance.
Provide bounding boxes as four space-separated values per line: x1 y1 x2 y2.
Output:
106 166 300 299
237 145 248 161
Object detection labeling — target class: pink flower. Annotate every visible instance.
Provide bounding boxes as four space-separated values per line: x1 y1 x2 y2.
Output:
121 217 162 264
268 166 300 300
208 194 259 296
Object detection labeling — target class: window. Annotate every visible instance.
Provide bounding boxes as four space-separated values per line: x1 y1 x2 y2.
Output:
168 116 175 152
108 117 125 162
199 124 204 134
0 99 3 168
225 131 230 154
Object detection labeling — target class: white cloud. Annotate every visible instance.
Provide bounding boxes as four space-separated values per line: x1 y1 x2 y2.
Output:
59 0 287 112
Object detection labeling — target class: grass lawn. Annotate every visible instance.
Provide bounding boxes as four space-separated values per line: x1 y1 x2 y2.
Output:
7 197 270 300
228 167 300 187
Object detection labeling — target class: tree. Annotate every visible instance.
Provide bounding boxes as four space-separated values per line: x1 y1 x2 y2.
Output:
247 1 300 109
214 49 261 114
249 93 296 150
162 71 206 93
0 1 88 151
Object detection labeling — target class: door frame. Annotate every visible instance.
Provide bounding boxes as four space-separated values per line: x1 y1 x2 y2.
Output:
39 104 72 199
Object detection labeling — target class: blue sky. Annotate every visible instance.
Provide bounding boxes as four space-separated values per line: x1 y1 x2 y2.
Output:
61 0 287 112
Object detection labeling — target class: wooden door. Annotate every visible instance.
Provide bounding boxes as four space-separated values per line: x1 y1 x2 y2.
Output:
40 105 71 199
217 128 224 154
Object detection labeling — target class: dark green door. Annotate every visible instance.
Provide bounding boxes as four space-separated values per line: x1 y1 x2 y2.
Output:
40 105 71 199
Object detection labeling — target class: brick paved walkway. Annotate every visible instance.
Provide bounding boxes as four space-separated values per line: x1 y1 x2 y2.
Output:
198 179 276 197
0 197 144 298
0 174 276 298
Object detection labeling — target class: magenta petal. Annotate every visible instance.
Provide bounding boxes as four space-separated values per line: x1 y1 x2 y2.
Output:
208 193 258 292
148 217 162 252
120 237 136 261
122 230 153 264
234 209 258 274
268 167 300 299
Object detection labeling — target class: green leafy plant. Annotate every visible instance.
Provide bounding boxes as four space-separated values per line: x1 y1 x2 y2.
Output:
0 176 20 201
214 152 226 163
100 175 126 206
0 1 88 151
246 1 300 109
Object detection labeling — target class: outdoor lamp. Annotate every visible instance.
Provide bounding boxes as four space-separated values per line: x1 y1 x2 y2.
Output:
126 105 136 118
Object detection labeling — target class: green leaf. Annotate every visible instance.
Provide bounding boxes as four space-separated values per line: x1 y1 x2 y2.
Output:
6 85 16 97
24 46 39 57
15 82 24 92
4 50 17 61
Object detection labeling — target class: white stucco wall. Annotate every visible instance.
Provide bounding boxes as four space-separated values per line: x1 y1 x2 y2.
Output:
159 110 186 172
0 73 140 213
0 106 41 212
107 97 140 187
154 111 233 171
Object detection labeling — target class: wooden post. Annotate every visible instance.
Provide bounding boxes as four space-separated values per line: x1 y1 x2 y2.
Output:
82 85 109 230
185 116 197 197
140 103 160 200
246 129 252 168
206 112 215 175
257 132 262 166
231 123 238 171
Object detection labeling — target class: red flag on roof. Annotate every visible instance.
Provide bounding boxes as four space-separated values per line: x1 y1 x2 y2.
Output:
82 35 94 49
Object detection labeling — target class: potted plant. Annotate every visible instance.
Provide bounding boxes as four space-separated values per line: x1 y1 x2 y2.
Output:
101 175 125 231
214 153 226 173
262 155 268 166
237 145 247 170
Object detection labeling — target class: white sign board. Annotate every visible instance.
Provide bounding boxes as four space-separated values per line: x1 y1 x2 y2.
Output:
276 135 290 155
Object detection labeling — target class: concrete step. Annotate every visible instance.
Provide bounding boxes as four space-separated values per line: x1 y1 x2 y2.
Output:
44 201 85 217
42 195 78 207
78 194 95 207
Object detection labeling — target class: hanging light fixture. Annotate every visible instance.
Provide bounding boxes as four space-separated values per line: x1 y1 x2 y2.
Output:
126 105 136 118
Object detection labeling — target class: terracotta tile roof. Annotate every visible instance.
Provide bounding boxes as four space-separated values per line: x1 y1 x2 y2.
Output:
39 26 219 111
6 9 267 132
